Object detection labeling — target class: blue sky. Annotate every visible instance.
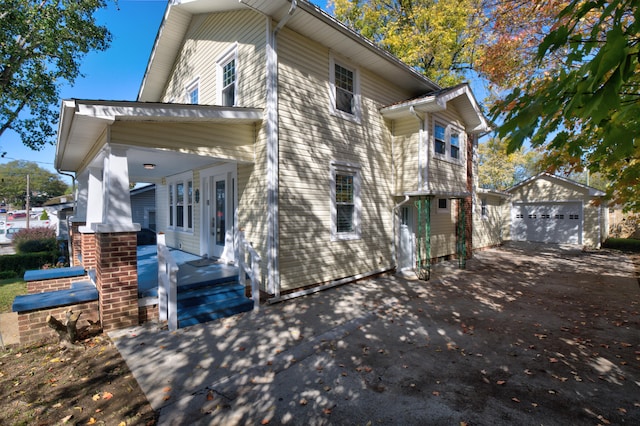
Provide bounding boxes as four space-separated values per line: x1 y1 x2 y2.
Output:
0 0 330 180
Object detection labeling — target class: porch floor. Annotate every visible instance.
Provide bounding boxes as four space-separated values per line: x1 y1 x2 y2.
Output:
137 245 239 299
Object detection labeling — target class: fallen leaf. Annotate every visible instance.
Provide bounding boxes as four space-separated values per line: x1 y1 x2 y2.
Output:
61 414 73 423
323 408 332 415
432 391 440 396
163 386 171 393
496 380 506 385
512 397 521 403
87 418 96 425
118 422 127 426
260 419 269 425
206 390 214 401
92 393 101 401
299 398 308 406
163 395 171 401
102 391 113 400
549 357 559 363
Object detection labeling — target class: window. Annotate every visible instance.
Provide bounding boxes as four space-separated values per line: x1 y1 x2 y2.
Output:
481 197 488 218
437 198 449 214
186 79 199 104
434 124 446 155
330 55 360 122
451 132 460 159
217 45 238 106
433 120 464 162
167 172 194 232
331 162 361 240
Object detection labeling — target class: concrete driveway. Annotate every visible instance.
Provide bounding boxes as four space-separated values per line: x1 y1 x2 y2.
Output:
111 242 640 425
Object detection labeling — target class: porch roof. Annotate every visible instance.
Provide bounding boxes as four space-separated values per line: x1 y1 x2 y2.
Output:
55 99 263 173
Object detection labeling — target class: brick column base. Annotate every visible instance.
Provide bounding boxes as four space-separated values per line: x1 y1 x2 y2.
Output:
96 231 139 331
70 222 85 267
80 230 97 270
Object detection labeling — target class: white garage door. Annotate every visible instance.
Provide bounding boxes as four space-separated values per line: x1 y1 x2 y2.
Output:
511 202 582 244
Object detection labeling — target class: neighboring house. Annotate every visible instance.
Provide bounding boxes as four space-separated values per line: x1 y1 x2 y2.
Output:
130 184 156 232
54 0 489 330
43 194 74 241
506 173 608 247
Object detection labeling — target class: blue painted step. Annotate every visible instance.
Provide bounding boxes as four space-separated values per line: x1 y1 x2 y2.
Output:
177 279 253 328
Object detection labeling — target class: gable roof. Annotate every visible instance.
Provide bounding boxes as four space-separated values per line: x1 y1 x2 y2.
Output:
379 83 491 134
138 0 440 102
507 172 606 197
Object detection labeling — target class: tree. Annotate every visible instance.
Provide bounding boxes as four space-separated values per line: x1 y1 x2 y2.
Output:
0 160 68 207
478 137 539 190
0 0 112 150
332 0 485 86
492 0 640 210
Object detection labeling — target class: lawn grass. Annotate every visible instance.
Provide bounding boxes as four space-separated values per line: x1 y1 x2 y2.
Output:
0 278 26 313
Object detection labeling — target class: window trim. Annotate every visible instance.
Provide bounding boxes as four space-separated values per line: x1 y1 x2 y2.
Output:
167 171 194 233
432 118 464 164
185 78 199 104
330 161 362 241
329 54 361 123
481 197 488 219
216 44 238 106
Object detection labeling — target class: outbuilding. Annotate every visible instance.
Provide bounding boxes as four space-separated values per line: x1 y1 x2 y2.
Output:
507 173 607 247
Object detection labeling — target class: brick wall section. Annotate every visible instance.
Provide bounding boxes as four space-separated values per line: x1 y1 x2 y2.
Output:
27 276 88 294
465 132 474 259
80 231 97 270
96 232 139 331
17 301 99 346
139 304 158 324
70 222 84 266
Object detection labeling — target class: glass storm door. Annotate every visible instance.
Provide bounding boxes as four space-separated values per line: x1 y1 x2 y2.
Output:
209 176 227 258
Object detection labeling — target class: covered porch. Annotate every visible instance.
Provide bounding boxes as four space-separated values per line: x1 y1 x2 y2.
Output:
56 99 263 331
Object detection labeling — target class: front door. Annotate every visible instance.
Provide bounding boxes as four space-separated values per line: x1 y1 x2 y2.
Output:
398 206 415 271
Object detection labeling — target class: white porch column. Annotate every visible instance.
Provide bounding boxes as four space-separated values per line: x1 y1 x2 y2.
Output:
100 146 135 229
79 166 103 232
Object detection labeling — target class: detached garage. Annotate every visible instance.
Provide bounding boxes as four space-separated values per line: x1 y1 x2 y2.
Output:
507 173 607 247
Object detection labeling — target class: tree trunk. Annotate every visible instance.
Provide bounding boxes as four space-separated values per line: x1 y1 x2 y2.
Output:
46 310 82 346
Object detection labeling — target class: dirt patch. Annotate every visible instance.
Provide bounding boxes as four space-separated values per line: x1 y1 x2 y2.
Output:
0 333 157 425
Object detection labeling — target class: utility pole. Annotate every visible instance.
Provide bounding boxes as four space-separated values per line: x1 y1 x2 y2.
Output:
26 174 30 229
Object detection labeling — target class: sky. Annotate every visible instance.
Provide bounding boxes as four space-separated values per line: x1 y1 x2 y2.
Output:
0 0 330 182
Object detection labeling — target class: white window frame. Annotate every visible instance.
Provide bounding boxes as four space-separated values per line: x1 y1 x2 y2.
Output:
433 118 464 164
329 54 361 123
481 197 488 219
167 171 194 233
186 78 199 104
330 161 362 241
216 44 239 106
437 198 450 214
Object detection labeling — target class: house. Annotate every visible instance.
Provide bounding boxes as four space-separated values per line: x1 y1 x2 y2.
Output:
54 0 490 330
505 173 608 247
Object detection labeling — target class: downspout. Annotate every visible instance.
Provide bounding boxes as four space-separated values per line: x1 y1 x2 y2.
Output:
56 169 76 266
265 0 297 298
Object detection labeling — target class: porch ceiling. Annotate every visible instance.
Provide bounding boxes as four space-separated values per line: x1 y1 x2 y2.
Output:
55 99 263 174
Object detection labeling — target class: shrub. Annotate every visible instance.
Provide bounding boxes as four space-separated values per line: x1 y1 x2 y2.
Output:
0 252 58 276
603 238 640 252
12 227 57 254
40 210 49 220
0 271 17 279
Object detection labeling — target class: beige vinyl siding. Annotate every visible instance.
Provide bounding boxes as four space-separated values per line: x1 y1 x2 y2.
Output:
110 122 257 164
162 10 266 108
392 116 420 194
428 112 467 194
473 193 508 250
237 122 269 284
429 199 457 258
275 27 409 291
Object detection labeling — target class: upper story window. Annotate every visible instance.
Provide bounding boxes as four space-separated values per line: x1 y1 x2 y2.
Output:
186 79 199 104
331 161 361 241
217 45 238 106
433 120 464 163
330 55 361 123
